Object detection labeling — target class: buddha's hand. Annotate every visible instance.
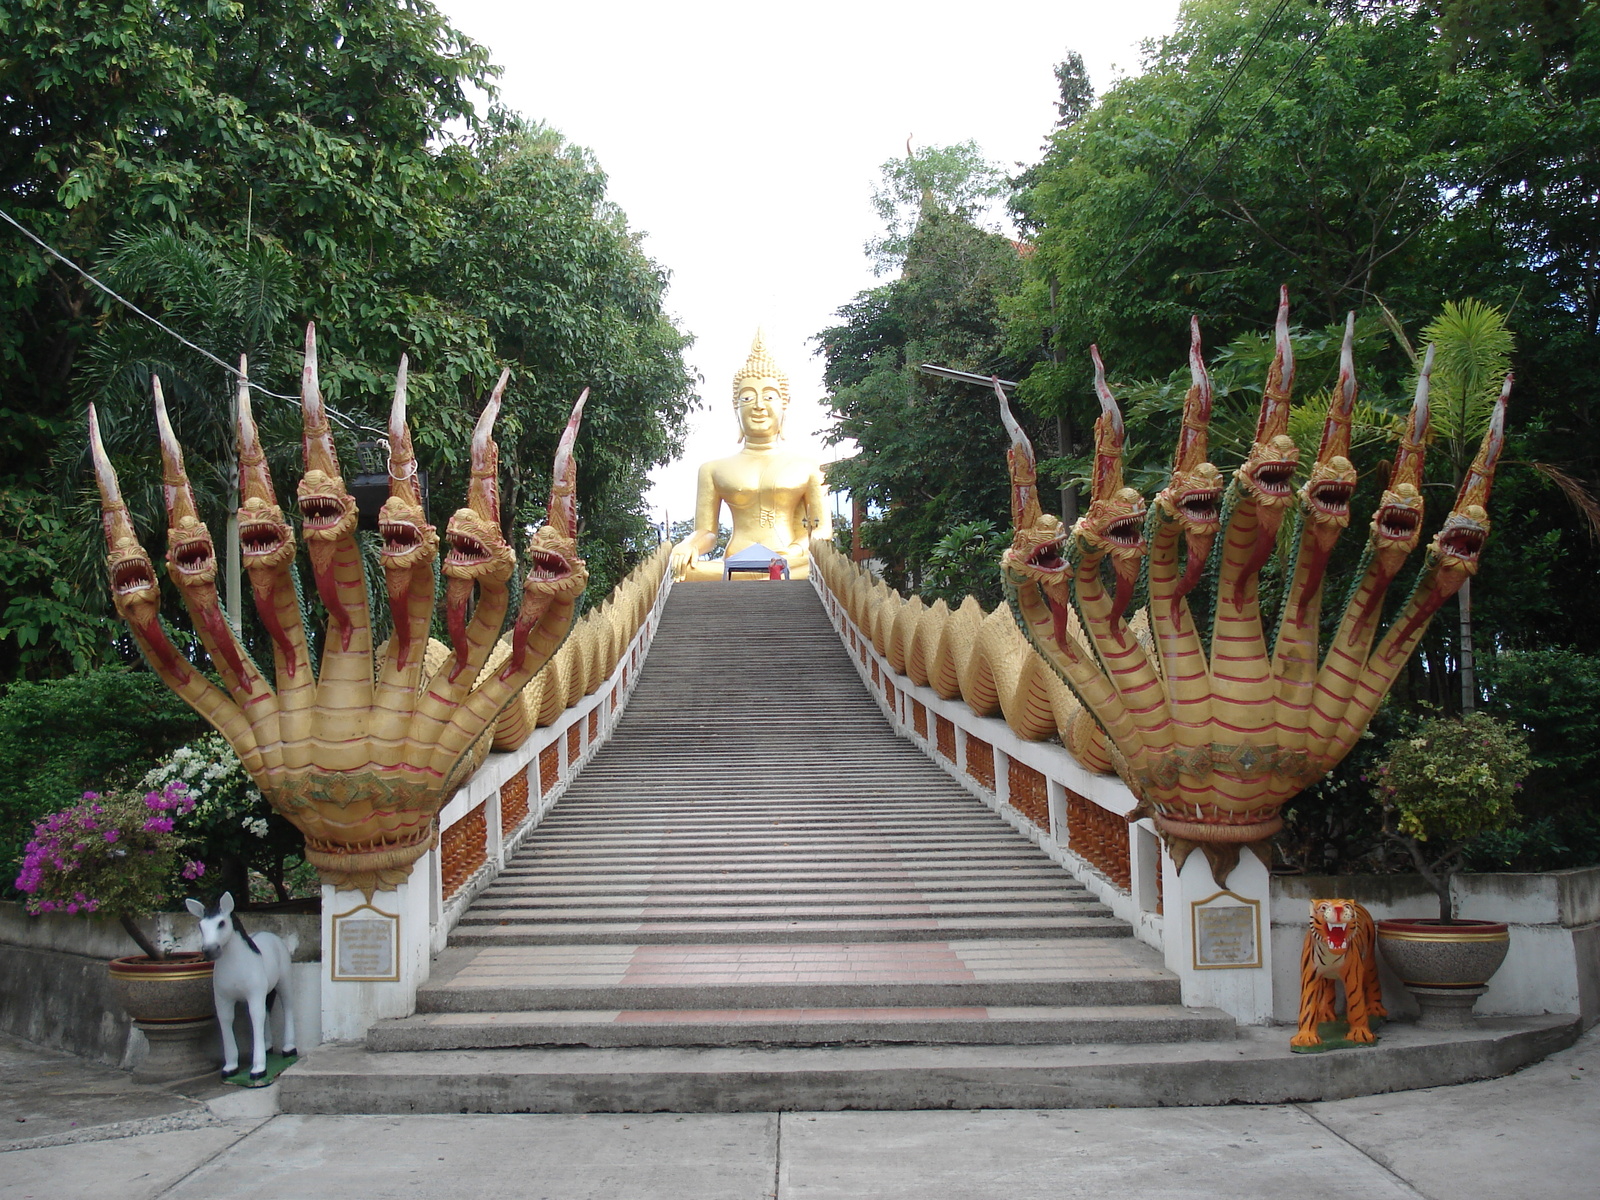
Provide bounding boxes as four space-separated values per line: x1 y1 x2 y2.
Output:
669 538 695 579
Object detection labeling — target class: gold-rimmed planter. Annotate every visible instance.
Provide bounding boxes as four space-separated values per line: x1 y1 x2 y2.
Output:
1375 918 1510 1030
107 953 217 1083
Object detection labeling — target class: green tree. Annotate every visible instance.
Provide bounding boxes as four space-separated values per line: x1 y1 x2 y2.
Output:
866 141 1007 274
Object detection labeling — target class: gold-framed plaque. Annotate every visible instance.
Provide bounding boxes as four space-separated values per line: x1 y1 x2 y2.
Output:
330 903 400 982
1191 889 1262 970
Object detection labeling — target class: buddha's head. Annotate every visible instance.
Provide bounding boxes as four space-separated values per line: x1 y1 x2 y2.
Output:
732 329 789 444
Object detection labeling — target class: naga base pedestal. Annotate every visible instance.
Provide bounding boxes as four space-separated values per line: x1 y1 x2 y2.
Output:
132 1017 218 1084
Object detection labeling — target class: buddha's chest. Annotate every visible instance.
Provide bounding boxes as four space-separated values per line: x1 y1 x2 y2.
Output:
714 457 812 514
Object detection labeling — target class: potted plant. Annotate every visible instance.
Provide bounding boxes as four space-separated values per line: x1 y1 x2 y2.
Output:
14 781 216 1078
1369 710 1533 1027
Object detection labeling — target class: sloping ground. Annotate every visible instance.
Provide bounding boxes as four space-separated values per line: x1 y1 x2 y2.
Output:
279 581 1574 1113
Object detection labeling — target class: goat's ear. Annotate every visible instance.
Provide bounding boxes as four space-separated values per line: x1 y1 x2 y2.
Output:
184 898 205 918
218 891 235 916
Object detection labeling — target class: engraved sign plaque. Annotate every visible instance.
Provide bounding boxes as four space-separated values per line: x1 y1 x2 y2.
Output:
1191 890 1262 970
331 904 400 982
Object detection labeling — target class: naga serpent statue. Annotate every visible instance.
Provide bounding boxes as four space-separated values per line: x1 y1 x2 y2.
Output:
91 325 589 896
997 289 1509 883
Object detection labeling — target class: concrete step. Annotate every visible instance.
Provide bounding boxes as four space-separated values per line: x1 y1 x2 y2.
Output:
283 1015 1580 1114
368 1003 1237 1051
449 916 1132 946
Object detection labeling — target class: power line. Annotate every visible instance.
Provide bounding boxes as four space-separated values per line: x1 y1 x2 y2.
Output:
1110 18 1330 285
0 204 380 435
1108 0 1297 264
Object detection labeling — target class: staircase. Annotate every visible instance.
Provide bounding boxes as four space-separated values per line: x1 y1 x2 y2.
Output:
281 581 1236 1112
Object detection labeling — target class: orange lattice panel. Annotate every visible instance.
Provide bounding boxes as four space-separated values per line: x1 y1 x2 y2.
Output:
610 689 618 711
1066 788 1131 891
870 660 880 686
911 700 928 738
566 723 581 763
936 716 956 762
539 742 560 796
967 737 995 790
440 801 487 899
589 710 599 741
1007 759 1049 830
500 768 530 832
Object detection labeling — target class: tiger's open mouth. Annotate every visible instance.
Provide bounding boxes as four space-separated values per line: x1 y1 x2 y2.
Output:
1308 479 1355 518
1325 921 1350 952
112 558 156 595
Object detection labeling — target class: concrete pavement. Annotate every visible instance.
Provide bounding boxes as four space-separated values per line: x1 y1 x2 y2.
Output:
2 1026 1594 1199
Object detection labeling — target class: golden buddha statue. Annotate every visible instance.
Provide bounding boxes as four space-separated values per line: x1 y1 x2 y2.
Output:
670 331 833 581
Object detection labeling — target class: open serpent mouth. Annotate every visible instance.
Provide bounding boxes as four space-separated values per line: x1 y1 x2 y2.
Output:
1437 520 1486 561
446 531 492 568
1105 515 1143 548
380 519 422 556
298 494 346 531
1377 504 1420 541
241 521 286 557
112 558 156 595
1025 538 1066 573
1251 461 1296 497
526 548 571 582
1309 480 1355 518
172 539 215 574
1179 489 1221 524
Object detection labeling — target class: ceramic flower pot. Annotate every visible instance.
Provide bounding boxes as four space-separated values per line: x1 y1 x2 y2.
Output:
1375 918 1510 1030
108 952 217 1083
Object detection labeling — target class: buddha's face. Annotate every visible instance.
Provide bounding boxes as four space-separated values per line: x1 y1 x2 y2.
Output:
736 376 785 440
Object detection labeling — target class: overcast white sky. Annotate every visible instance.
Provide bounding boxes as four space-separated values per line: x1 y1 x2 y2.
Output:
436 0 1184 528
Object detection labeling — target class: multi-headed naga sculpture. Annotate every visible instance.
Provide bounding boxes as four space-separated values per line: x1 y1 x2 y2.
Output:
91 326 589 895
997 290 1509 882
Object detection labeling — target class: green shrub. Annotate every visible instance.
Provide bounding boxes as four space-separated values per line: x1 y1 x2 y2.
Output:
0 668 203 891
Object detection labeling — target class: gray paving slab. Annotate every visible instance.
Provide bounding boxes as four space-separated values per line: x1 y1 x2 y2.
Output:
158 1113 778 1200
0 1033 200 1147
1302 1024 1600 1200
0 1123 262 1200
777 1106 1424 1200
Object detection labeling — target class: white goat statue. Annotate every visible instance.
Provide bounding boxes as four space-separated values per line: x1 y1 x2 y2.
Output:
185 892 297 1080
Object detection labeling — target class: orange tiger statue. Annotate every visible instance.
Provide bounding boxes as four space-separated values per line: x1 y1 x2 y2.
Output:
1291 898 1386 1047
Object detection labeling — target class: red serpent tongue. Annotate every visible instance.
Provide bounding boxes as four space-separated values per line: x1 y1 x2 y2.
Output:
501 592 555 681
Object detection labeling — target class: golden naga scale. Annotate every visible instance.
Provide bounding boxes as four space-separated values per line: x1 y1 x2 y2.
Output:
995 289 1509 882
92 326 590 896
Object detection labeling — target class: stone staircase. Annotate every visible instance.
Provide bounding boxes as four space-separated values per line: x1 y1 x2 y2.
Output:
281 581 1237 1112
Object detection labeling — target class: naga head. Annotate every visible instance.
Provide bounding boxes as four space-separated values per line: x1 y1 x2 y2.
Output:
1155 318 1223 598
1372 345 1433 561
996 379 1071 610
154 377 219 590
1078 347 1146 624
295 325 359 544
89 404 162 629
1431 373 1510 575
522 388 591 610
377 356 438 573
1300 313 1360 534
1237 287 1300 514
235 362 296 572
443 370 517 587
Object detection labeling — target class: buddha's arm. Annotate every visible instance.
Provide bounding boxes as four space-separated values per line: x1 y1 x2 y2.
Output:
807 468 833 542
670 462 721 570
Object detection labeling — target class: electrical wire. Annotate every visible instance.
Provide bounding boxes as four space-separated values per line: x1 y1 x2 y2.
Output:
1110 17 1330 285
1107 0 1297 266
0 204 381 435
